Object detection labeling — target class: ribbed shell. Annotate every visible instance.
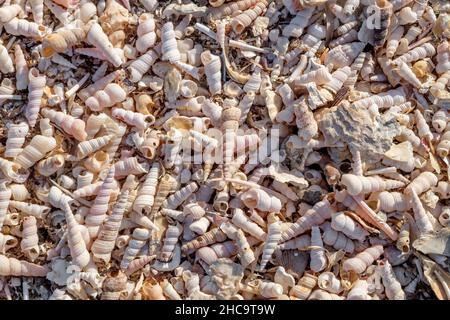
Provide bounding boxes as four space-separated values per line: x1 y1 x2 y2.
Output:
201 50 222 95
15 135 56 169
9 201 50 219
0 43 14 74
241 188 282 212
331 212 369 242
0 255 48 277
25 68 46 127
378 191 411 212
20 216 39 261
181 228 227 254
281 198 333 242
65 206 90 269
410 189 434 235
230 1 268 34
75 135 113 159
321 222 355 254
85 83 127 111
341 174 405 196
278 234 311 250
162 182 198 210
160 223 183 262
136 13 156 53
404 172 438 196
120 228 151 270
378 260 406 300
324 42 365 69
91 190 128 264
0 184 11 228
232 208 267 241
114 157 149 178
85 166 116 238
161 22 180 63
42 28 86 58
127 49 159 83
112 107 153 130
41 108 87 141
258 221 281 271
4 122 29 159
290 273 317 300
310 226 326 273
86 22 122 67
133 162 160 213
342 245 383 274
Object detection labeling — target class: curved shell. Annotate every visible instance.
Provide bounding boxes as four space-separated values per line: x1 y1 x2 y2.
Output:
136 13 157 53
86 22 123 67
42 28 86 58
160 223 183 262
4 122 29 159
0 43 15 74
133 162 160 213
0 255 48 277
230 1 268 34
41 108 87 141
20 216 40 261
25 68 46 127
161 22 180 63
91 190 128 264
309 226 326 273
85 83 127 111
112 107 154 130
341 174 405 196
258 221 281 271
15 135 57 169
201 50 222 95
342 245 384 274
324 42 365 69
85 166 117 239
241 188 282 212
331 212 369 242
404 172 438 196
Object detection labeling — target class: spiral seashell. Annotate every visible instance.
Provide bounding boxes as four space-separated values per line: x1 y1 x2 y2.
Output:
101 270 127 300
112 107 154 130
331 212 369 242
4 122 29 159
133 162 160 213
343 245 383 274
20 216 40 262
278 234 310 250
75 135 113 160
41 108 87 141
114 157 149 179
4 18 46 38
394 43 436 65
295 66 333 86
0 4 24 24
258 280 283 298
231 208 267 241
373 0 393 49
231 1 268 34
201 50 222 95
64 205 90 269
128 49 159 83
86 22 123 67
347 279 371 300
258 221 281 271
321 222 354 254
120 227 151 270
162 182 198 210
378 259 405 300
8 201 50 220
241 188 282 212
378 191 411 213
36 154 65 177
136 13 156 53
404 172 438 196
0 255 48 277
309 226 326 273
85 166 116 239
161 22 180 63
0 43 14 74
84 151 110 173
341 174 405 196
323 66 351 94
290 272 317 300
15 135 57 169
410 189 434 235
181 228 227 254
0 184 12 227
124 255 154 276
0 232 18 254
281 198 333 242
25 68 46 127
325 42 365 69
160 223 183 262
85 83 127 111
91 190 129 264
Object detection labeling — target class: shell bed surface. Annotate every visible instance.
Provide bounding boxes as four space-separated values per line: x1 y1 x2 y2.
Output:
0 0 449 300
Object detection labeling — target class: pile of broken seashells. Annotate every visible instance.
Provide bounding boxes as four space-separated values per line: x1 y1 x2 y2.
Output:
0 0 449 300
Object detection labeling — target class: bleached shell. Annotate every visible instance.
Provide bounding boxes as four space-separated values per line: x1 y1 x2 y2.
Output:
382 141 415 172
0 43 15 74
161 22 180 63
201 50 222 95
324 42 365 69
